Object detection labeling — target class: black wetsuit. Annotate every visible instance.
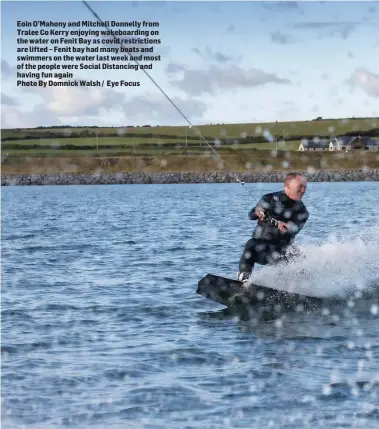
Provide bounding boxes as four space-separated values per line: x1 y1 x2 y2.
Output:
239 190 309 273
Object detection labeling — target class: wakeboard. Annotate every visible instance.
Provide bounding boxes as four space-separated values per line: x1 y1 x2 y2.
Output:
197 273 323 311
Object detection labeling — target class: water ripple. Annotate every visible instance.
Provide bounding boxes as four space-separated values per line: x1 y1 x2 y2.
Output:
2 182 379 429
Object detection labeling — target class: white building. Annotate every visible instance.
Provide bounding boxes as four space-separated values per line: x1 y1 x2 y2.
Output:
298 136 379 152
298 139 333 151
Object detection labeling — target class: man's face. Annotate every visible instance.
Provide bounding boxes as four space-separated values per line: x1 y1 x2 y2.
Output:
286 176 307 200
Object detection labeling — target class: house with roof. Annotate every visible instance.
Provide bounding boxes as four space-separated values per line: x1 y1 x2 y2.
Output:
330 136 355 151
298 135 379 152
298 138 333 152
363 137 379 151
331 136 379 151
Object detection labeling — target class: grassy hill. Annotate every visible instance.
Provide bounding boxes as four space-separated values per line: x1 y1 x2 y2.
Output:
1 117 378 174
2 116 378 140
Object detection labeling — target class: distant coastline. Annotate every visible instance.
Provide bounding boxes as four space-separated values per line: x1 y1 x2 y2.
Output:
2 117 378 185
2 169 379 186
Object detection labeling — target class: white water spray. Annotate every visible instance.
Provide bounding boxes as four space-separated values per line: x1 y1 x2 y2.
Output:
249 224 379 299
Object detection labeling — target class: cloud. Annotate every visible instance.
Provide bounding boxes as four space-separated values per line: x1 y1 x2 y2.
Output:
121 94 208 124
1 60 16 79
154 45 170 57
293 22 348 29
1 92 207 128
166 64 291 96
20 78 126 116
262 1 300 11
293 21 357 39
270 31 293 45
130 1 167 8
165 62 186 74
1 75 207 127
1 104 62 129
227 24 235 34
1 93 19 106
290 21 376 40
347 68 379 98
193 47 240 64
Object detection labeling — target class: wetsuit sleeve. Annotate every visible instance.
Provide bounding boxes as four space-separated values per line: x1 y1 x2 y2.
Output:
248 194 272 220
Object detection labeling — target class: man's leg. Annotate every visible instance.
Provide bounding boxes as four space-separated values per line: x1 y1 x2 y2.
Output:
238 238 257 281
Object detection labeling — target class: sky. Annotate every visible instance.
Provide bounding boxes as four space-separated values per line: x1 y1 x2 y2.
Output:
1 0 379 129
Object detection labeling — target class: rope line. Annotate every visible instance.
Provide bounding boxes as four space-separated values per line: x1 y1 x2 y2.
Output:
82 1 254 196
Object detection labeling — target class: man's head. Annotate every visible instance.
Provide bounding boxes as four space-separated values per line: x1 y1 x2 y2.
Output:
284 173 307 201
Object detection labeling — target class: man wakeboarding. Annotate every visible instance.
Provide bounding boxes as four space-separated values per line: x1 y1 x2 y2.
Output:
237 173 309 284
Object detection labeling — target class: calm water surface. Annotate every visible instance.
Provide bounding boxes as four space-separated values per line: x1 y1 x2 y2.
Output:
2 182 379 428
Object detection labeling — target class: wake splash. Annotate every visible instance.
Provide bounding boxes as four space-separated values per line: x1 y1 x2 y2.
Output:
249 224 379 299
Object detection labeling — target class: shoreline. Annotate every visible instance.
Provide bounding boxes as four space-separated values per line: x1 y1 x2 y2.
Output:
2 169 379 186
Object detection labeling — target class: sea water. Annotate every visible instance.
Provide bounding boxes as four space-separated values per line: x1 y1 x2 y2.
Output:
2 181 379 428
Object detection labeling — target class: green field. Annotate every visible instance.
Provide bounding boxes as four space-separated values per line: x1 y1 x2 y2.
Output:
1 117 378 175
2 117 377 156
2 137 300 155
2 137 202 147
3 149 379 175
2 117 378 141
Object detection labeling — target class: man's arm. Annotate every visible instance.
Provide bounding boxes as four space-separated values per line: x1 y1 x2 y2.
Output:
282 209 309 236
248 194 271 220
